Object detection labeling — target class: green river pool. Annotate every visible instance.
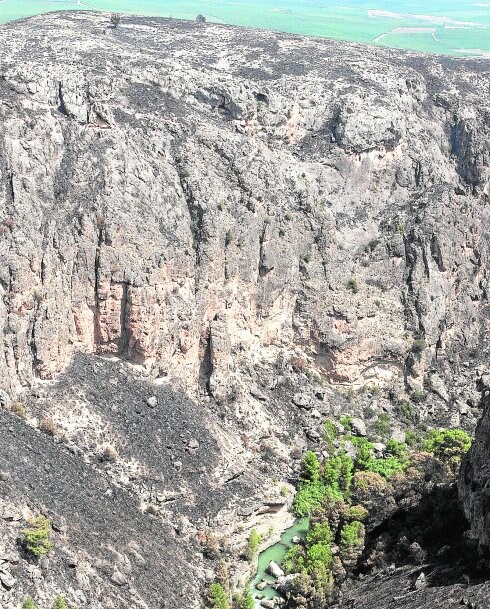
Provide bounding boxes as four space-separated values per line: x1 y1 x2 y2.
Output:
251 517 309 607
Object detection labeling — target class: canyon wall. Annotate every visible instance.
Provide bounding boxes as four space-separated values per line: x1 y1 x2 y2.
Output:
0 12 488 411
0 11 489 609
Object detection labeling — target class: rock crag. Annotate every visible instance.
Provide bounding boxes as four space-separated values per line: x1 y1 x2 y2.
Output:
0 10 489 609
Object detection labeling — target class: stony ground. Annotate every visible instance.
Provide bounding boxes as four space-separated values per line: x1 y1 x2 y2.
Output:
0 10 489 609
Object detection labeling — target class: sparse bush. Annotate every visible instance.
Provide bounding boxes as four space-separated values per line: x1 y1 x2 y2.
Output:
285 212 292 221
340 415 353 430
9 401 26 418
198 532 220 559
23 516 54 558
291 356 307 371
196 14 207 23
396 401 414 423
373 413 391 437
225 230 233 246
411 389 426 403
280 485 289 496
412 338 426 359
22 598 36 609
366 239 380 253
346 278 359 293
110 13 121 28
405 430 422 448
39 417 58 436
215 560 230 595
234 589 254 609
323 420 337 448
52 596 68 609
363 406 376 419
246 529 261 560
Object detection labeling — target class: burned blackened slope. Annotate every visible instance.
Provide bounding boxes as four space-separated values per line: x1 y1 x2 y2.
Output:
0 354 259 609
340 567 490 609
339 483 489 609
0 408 196 609
27 353 251 522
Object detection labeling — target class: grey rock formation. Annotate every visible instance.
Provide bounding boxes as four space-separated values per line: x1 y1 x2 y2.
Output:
459 378 490 549
0 11 488 413
0 9 489 609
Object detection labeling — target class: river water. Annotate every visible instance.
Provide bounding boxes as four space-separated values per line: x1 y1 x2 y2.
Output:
251 517 309 607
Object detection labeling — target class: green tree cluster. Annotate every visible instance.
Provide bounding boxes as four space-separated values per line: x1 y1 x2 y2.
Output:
293 437 410 516
351 437 407 478
207 583 229 609
284 522 334 588
425 428 471 471
293 451 347 516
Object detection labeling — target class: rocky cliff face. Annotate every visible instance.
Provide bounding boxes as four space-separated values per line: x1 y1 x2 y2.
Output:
0 11 489 406
460 377 490 551
0 10 490 609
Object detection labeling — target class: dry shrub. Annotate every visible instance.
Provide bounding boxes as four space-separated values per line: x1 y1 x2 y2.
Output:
101 445 118 463
9 401 26 418
39 417 58 436
291 356 307 371
352 471 388 504
197 532 221 559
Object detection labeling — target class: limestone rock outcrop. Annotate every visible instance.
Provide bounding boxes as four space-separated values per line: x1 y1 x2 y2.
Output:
459 377 490 549
0 11 488 410
0 10 489 609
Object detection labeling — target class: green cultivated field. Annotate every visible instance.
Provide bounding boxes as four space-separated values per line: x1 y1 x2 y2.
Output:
0 0 489 56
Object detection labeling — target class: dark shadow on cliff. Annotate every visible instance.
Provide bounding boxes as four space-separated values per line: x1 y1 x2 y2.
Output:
356 484 490 587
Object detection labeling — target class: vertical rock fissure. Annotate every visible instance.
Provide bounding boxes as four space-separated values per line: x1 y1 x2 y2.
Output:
198 330 213 396
118 281 129 357
93 223 104 348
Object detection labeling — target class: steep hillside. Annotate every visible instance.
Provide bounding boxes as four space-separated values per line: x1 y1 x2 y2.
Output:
0 10 489 609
